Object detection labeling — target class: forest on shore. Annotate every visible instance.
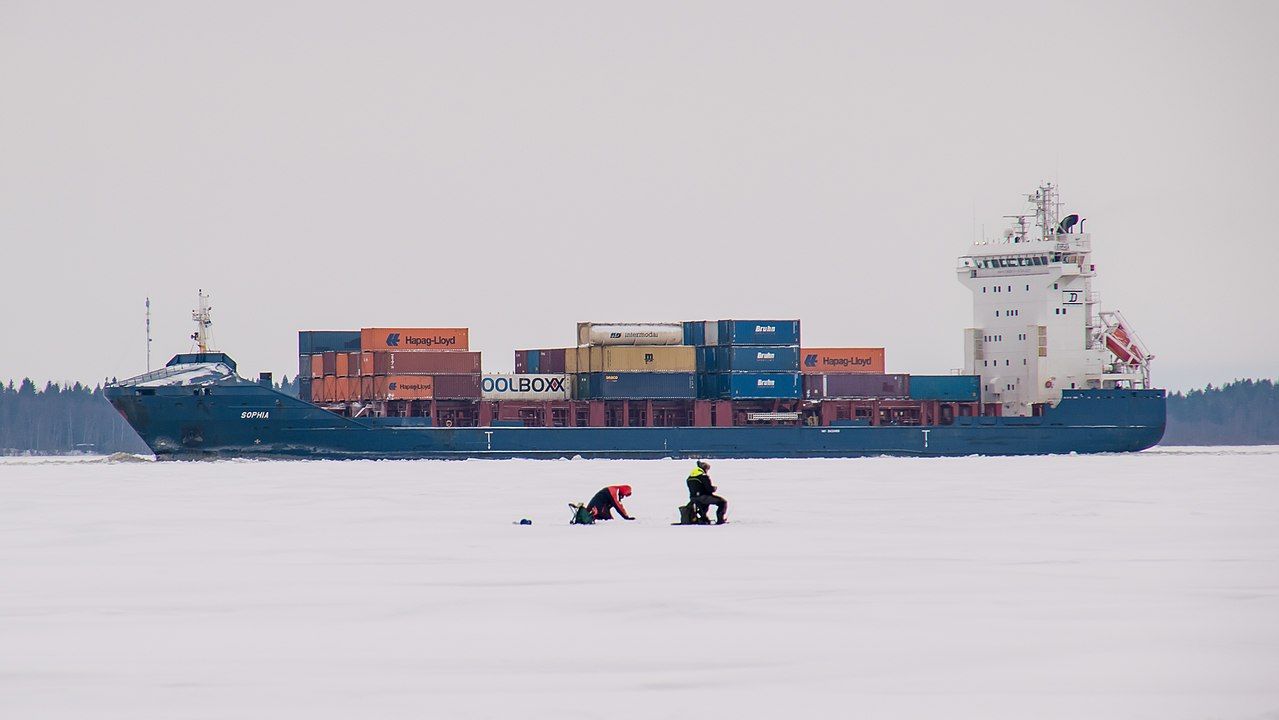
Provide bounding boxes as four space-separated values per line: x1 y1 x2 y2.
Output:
0 376 1274 455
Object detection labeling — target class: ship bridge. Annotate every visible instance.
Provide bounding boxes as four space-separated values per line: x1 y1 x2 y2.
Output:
957 184 1153 417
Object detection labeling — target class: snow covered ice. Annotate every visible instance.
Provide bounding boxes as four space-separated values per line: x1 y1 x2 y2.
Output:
2 449 1278 719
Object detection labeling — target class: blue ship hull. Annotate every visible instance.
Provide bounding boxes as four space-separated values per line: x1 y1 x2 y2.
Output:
105 380 1166 459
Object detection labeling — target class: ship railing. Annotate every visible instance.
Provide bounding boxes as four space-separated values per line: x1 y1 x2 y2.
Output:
746 412 800 422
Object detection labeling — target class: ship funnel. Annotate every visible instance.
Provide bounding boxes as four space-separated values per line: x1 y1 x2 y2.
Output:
1056 214 1079 234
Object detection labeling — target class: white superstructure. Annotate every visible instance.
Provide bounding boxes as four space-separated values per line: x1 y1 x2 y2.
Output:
957 184 1153 416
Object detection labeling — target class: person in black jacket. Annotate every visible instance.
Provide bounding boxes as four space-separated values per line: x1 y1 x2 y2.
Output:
686 460 728 524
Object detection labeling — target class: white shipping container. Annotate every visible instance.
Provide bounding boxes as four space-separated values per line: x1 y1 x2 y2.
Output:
577 322 684 346
702 320 718 346
481 374 571 401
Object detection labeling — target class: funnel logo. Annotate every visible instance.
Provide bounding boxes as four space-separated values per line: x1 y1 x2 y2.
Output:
804 354 818 368
386 333 401 347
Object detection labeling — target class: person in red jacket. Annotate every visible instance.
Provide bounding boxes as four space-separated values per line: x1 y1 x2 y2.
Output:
587 485 635 520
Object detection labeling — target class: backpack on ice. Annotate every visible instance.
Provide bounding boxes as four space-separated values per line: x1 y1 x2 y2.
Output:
569 503 594 525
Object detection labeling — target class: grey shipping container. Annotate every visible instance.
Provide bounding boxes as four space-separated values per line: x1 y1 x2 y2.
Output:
807 373 910 399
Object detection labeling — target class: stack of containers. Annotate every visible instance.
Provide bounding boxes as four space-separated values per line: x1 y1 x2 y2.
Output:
490 348 572 403
569 323 696 399
798 347 907 399
513 348 568 374
299 331 361 403
360 328 479 401
685 320 803 399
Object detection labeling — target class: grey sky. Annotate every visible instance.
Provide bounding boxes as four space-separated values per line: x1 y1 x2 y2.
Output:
2 1 1276 392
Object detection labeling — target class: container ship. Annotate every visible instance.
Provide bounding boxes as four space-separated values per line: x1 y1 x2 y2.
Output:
105 185 1165 459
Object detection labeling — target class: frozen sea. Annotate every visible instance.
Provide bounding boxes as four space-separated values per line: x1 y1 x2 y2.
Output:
2 449 1277 720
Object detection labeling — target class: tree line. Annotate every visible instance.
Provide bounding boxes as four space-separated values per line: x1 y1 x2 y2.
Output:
0 375 1273 454
1162 378 1279 446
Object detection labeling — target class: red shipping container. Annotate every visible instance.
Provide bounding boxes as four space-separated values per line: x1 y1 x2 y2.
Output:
311 354 324 379
373 351 482 375
374 375 434 400
322 376 337 402
322 351 337 377
800 348 886 374
360 376 374 401
361 327 469 352
538 349 567 374
515 350 530 374
361 351 374 376
432 374 482 400
803 374 825 399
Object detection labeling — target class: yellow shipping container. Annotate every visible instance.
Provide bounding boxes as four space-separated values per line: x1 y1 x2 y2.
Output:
582 346 696 373
564 347 581 374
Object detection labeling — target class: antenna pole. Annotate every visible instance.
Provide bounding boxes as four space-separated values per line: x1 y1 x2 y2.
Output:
146 297 152 371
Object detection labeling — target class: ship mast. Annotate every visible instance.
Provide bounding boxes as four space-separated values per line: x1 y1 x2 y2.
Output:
146 297 152 371
191 289 214 352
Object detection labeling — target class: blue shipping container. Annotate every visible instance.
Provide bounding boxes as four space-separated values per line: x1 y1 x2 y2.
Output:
683 321 704 346
526 352 541 374
584 372 698 400
716 320 801 346
907 375 981 402
714 372 802 399
715 345 800 373
298 330 361 355
695 346 720 372
696 373 716 399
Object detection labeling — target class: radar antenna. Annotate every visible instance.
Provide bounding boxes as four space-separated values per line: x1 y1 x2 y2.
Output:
1032 183 1062 240
191 290 214 352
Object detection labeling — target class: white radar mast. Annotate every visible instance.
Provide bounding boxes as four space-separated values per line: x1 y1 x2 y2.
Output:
191 289 214 352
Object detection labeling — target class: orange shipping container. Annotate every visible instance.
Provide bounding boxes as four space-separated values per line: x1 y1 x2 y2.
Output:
311 354 324 379
361 327 469 352
361 351 374 376
374 375 434 400
345 377 360 401
336 352 351 377
800 348 886 374
321 376 337 402
360 376 374 401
